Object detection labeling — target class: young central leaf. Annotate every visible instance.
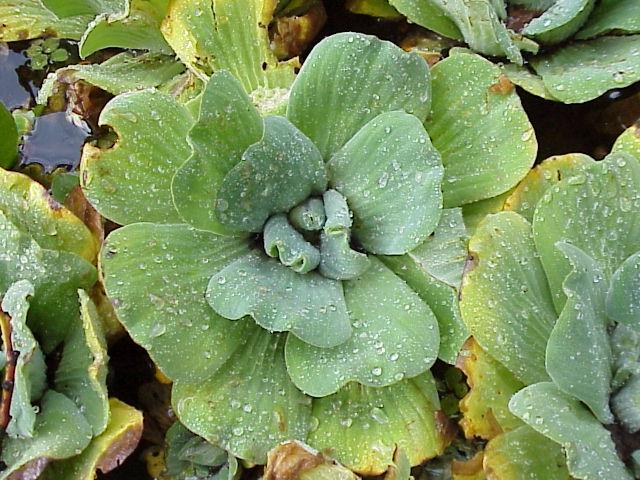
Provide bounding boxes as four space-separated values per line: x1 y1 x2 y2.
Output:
215 116 327 232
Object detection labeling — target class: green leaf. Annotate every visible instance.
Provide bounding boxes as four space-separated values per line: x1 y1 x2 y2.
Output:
287 32 431 160
381 208 469 364
501 63 559 101
161 0 297 91
79 0 172 58
425 51 536 207
39 52 185 102
545 243 613 424
308 372 446 475
394 0 523 63
55 290 110 436
2 280 45 439
460 212 557 385
612 125 640 158
215 116 326 233
43 398 143 480
0 168 98 263
0 0 93 41
328 111 443 255
483 426 570 479
50 172 80 204
173 329 314 465
101 222 252 383
607 251 640 333
531 35 640 103
460 190 511 235
612 374 640 434
0 391 93 480
41 0 125 17
576 0 640 38
504 153 594 222
164 422 228 477
522 0 595 44
265 442 359 480
457 339 524 440
289 197 325 232
388 0 461 39
532 152 640 311
0 102 18 168
0 212 97 352
510 382 633 480
286 257 439 396
172 70 263 234
206 251 351 348
263 214 320 274
81 90 192 225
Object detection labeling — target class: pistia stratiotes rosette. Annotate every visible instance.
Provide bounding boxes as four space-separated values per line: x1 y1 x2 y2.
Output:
82 32 537 473
457 130 640 479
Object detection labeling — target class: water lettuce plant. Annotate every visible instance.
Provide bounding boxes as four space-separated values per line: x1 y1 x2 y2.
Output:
458 129 640 478
349 0 640 103
81 28 537 473
0 168 143 479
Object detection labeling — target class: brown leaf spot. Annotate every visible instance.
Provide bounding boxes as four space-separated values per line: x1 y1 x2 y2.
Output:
263 442 325 480
489 75 514 95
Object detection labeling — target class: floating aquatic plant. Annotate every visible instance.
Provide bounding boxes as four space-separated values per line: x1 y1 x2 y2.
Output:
458 128 640 478
0 168 142 479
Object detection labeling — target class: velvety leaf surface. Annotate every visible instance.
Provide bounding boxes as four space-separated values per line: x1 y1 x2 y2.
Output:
612 125 640 158
457 339 523 440
79 0 172 58
381 209 469 363
173 330 314 465
172 70 262 234
425 51 536 207
161 0 297 91
0 102 18 168
101 222 252 383
531 35 640 103
40 52 185 100
483 426 570 479
287 32 431 160
308 373 446 475
460 212 557 385
501 63 559 101
0 391 93 480
215 116 326 233
43 398 143 479
607 251 640 332
206 251 350 348
510 382 632 480
41 0 125 17
0 212 97 352
0 169 98 263
460 190 511 235
0 0 92 41
328 111 443 255
55 290 110 436
286 257 439 396
81 90 192 225
533 152 640 311
545 244 613 424
522 0 594 44
504 153 593 222
576 0 640 38
387 0 462 39
2 280 46 439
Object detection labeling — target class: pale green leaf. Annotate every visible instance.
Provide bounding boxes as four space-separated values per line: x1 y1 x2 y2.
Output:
483 426 570 479
460 190 511 235
41 0 125 17
0 391 93 480
79 0 172 58
531 35 640 103
81 90 192 225
460 211 557 385
0 0 92 41
328 111 443 255
308 372 445 475
612 374 640 433
510 382 632 480
173 329 314 465
501 63 559 101
425 51 536 207
206 250 351 348
388 0 462 39
55 290 110 436
100 222 252 383
172 70 262 234
533 152 640 311
612 125 640 158
607 251 640 332
285 257 439 396
287 32 431 160
545 243 613 424
576 0 640 39
215 116 326 233
263 214 320 274
522 0 595 44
